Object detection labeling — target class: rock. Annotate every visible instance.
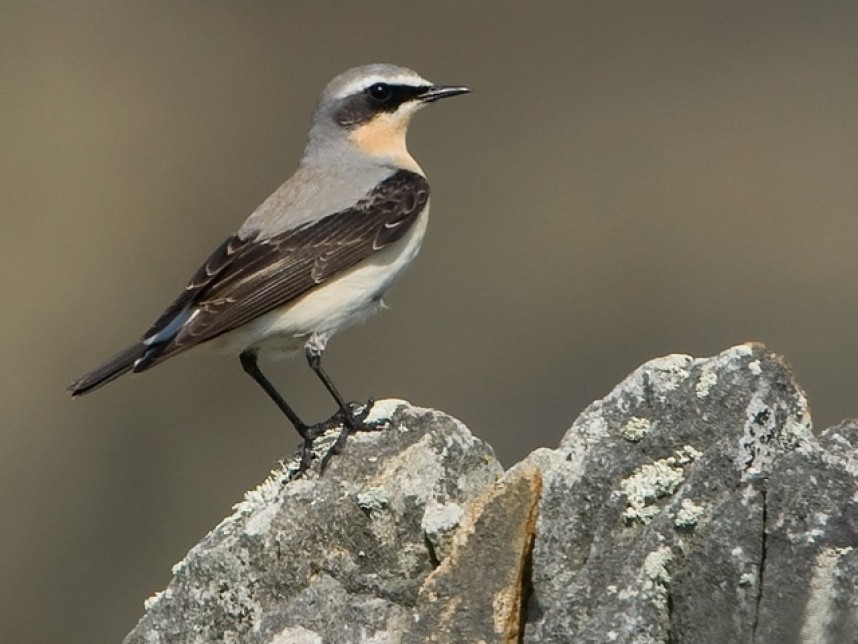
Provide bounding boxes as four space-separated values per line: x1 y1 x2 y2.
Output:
755 421 858 643
125 345 858 643
125 400 503 644
522 343 824 643
403 463 541 643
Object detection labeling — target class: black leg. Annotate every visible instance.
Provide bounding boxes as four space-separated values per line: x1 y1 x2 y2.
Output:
305 347 352 420
305 346 375 471
240 350 318 472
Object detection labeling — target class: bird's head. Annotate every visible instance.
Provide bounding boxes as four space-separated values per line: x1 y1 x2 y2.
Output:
306 64 469 171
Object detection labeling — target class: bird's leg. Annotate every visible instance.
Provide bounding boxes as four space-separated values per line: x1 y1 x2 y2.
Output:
239 350 320 473
305 335 376 470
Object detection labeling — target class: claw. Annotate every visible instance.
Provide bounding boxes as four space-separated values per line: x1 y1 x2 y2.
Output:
288 420 331 478
319 428 349 472
289 399 382 477
296 437 315 475
351 398 376 426
318 399 380 472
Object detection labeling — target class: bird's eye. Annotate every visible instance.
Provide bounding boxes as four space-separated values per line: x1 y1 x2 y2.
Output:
368 83 393 102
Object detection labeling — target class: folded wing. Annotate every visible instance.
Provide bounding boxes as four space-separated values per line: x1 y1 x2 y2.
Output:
135 169 430 369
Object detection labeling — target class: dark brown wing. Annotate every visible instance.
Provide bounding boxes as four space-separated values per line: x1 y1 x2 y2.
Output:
136 169 429 368
142 235 250 340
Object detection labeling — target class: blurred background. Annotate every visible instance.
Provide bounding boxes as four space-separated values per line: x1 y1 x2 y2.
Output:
3 1 858 641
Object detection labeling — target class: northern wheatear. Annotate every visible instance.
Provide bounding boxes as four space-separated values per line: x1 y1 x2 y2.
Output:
69 64 469 472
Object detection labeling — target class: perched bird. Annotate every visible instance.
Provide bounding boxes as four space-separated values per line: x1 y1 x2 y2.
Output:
68 63 469 472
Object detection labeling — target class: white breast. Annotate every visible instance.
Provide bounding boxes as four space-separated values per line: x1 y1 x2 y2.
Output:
207 205 430 358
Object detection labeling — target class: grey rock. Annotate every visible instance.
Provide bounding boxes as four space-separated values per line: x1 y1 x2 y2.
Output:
125 345 858 643
522 342 842 644
755 421 858 644
125 400 503 644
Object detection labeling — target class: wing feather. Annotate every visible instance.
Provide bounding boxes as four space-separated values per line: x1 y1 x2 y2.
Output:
137 169 429 367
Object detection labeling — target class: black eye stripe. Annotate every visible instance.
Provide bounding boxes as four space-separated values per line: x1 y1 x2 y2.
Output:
334 84 430 127
366 84 427 105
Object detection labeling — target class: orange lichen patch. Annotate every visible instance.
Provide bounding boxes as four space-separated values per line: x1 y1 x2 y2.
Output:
407 464 543 643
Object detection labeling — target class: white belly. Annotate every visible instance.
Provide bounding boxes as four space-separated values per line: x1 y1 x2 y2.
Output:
207 206 429 358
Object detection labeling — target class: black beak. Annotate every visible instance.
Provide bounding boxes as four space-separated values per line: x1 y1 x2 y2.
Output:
418 85 471 103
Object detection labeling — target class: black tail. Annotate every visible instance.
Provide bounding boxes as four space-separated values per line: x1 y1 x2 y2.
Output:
68 343 146 397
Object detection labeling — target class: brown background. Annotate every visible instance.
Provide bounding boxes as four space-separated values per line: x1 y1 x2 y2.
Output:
3 2 858 642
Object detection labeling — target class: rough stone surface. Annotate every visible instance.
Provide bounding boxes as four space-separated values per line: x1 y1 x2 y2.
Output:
125 400 503 644
404 463 541 643
756 421 858 644
522 343 838 644
125 345 858 644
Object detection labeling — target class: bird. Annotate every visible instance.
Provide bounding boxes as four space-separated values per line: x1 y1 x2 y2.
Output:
68 63 470 473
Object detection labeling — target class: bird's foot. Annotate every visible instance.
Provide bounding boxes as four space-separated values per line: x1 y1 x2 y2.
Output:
292 421 327 477
289 399 379 476
344 398 377 429
319 399 380 472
